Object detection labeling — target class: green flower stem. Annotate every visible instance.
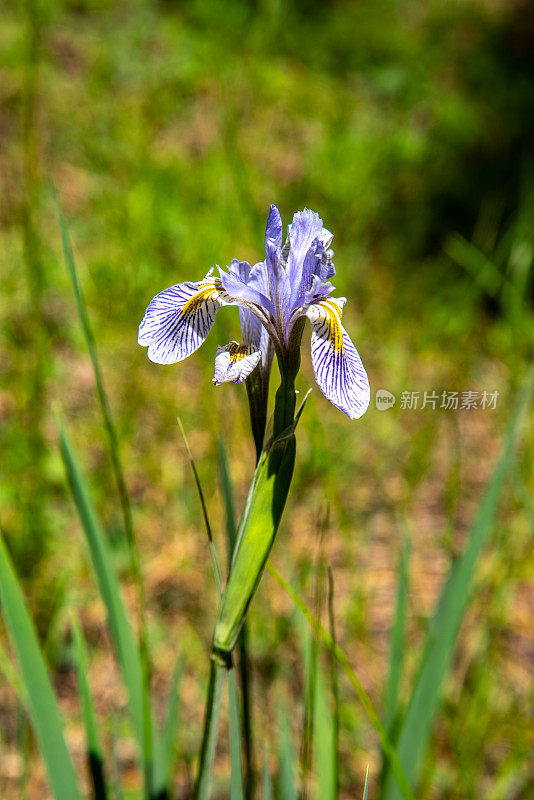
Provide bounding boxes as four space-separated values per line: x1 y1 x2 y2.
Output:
195 658 227 800
245 373 268 464
273 348 300 438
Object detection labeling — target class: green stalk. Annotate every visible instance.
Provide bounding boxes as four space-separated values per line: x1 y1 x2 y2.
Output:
195 658 227 800
218 440 254 799
245 373 268 464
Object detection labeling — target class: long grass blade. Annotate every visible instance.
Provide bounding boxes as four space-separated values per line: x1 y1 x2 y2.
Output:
178 417 222 597
277 708 297 800
52 190 138 591
299 622 316 800
327 567 340 800
0 531 81 800
72 616 109 800
300 550 327 800
383 529 410 735
262 748 273 800
57 417 148 783
0 638 26 704
382 368 534 800
362 766 370 800
52 193 160 798
161 654 184 788
266 561 414 800
313 658 336 800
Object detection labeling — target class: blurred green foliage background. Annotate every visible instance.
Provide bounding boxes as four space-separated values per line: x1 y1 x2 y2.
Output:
1 0 533 797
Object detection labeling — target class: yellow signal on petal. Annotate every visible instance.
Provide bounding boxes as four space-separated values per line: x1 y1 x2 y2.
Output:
181 280 221 318
319 300 344 353
227 342 254 362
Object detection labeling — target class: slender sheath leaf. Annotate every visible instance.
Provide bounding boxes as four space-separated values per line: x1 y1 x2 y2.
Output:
213 377 312 658
72 616 109 800
229 668 245 800
266 562 414 800
382 369 534 800
0 531 81 800
213 430 296 656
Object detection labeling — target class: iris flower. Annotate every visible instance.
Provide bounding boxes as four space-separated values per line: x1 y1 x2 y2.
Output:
138 205 370 422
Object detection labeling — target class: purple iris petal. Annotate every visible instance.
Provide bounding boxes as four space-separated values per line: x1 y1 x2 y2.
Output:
306 299 370 420
317 247 335 282
235 261 273 372
263 205 291 320
213 341 261 385
265 204 283 252
301 275 335 307
285 209 324 305
219 267 275 318
229 258 252 282
138 279 223 365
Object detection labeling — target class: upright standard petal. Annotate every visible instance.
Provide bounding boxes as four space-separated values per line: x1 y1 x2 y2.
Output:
138 276 225 364
286 209 324 302
305 298 370 420
213 342 261 385
265 204 283 252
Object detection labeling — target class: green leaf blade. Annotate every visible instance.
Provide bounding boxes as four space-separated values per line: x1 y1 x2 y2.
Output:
160 653 184 788
383 531 410 735
72 616 109 800
0 532 81 800
57 418 148 773
277 709 298 800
